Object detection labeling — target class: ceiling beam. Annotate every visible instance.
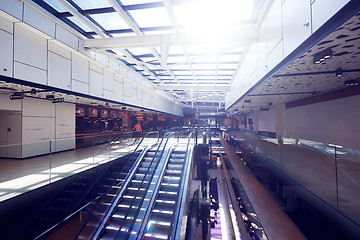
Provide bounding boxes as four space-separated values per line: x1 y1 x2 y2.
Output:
156 85 228 91
53 0 107 38
83 30 258 49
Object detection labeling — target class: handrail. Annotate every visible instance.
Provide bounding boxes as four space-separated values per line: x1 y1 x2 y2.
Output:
169 131 195 240
133 131 160 153
91 131 130 160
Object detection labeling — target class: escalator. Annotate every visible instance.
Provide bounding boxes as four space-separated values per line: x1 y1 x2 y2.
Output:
135 132 195 240
142 145 187 240
78 131 195 240
78 132 176 239
96 148 161 239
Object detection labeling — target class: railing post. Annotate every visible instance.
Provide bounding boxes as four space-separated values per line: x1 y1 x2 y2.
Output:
49 140 52 184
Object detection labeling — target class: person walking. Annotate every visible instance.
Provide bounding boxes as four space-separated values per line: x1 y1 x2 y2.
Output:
132 122 142 142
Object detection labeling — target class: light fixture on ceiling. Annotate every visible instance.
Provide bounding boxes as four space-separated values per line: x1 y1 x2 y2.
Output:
335 68 343 77
46 95 55 100
244 99 251 103
9 92 24 100
344 79 360 86
260 107 269 111
51 98 64 103
313 48 333 64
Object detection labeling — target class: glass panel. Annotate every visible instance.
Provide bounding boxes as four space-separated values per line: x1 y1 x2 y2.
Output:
143 29 175 35
336 145 360 225
129 7 172 28
90 12 129 30
219 54 242 61
71 0 111 10
111 32 138 37
67 16 93 32
44 0 67 12
193 70 216 75
122 0 160 5
167 56 187 63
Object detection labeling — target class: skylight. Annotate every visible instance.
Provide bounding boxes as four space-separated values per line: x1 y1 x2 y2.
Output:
34 0 261 112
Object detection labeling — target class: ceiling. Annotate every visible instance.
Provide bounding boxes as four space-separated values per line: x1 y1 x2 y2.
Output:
228 8 360 113
26 0 266 113
3 1 358 117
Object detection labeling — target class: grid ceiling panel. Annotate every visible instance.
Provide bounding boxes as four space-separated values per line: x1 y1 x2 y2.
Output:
34 0 262 112
90 13 129 30
129 7 172 28
71 0 111 10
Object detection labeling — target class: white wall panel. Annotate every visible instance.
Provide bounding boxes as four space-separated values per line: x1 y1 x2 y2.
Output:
257 107 276 133
0 29 13 77
90 61 102 73
256 31 268 80
55 103 75 139
103 69 114 90
0 14 13 34
55 24 78 50
7 112 22 158
0 111 8 145
23 4 55 38
109 59 120 72
14 61 47 85
48 40 71 59
89 70 103 97
72 79 89 95
286 95 360 149
103 89 114 100
136 88 142 103
8 112 21 145
48 52 71 90
96 52 109 67
22 116 55 143
311 0 349 32
282 0 311 57
265 0 283 54
14 24 47 70
114 78 123 102
22 116 55 158
267 41 284 71
72 53 89 83
0 0 23 21
23 98 55 117
142 92 150 108
0 94 21 111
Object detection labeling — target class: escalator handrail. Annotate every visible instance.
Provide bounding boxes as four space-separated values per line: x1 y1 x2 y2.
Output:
133 131 160 153
169 131 196 240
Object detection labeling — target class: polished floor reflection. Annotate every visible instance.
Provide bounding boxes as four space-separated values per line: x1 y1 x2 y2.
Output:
0 140 143 202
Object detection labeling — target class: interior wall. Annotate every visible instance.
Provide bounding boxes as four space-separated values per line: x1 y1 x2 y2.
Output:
0 4 183 116
0 109 22 158
55 103 75 152
286 94 360 149
257 107 277 133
